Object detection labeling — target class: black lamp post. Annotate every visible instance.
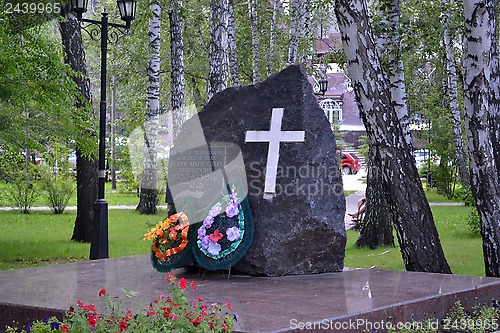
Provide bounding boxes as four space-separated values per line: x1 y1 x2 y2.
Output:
70 0 137 260
319 78 328 95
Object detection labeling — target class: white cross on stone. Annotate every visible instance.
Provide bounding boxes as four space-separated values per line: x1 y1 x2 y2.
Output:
245 108 305 194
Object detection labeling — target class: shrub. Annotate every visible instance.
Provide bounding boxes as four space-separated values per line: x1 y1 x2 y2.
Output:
40 172 74 214
466 207 481 236
5 163 41 214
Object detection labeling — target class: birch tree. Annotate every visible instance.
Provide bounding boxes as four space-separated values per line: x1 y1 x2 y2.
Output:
288 0 300 64
442 2 469 189
137 0 161 214
227 0 240 86
462 0 500 277
59 9 98 242
267 0 279 76
208 0 229 99
170 0 187 137
334 0 451 273
248 0 261 83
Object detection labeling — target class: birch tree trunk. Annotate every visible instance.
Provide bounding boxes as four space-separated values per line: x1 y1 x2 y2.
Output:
357 0 406 248
443 7 469 189
267 0 278 76
248 0 261 83
227 0 240 86
59 9 98 243
170 0 187 138
287 0 300 64
137 0 161 214
335 0 451 273
462 0 500 277
208 0 229 99
356 147 394 248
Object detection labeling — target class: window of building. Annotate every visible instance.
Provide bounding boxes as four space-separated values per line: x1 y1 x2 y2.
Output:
319 98 343 124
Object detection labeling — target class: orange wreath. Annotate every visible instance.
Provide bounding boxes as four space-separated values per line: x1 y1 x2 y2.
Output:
152 212 190 260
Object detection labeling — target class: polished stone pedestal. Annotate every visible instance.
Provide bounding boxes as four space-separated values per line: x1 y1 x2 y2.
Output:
1 255 499 333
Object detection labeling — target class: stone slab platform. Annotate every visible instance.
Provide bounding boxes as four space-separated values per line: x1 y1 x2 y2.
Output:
1 255 500 333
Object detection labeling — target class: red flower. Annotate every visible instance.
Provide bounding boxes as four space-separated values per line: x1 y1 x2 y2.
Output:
190 315 202 327
191 281 197 291
98 289 107 297
87 314 97 328
165 273 176 282
120 321 128 331
179 277 188 290
61 324 69 332
68 306 75 313
197 297 204 303
169 313 178 320
209 229 223 242
225 299 232 311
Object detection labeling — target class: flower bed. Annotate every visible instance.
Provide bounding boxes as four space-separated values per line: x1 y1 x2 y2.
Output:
5 274 234 333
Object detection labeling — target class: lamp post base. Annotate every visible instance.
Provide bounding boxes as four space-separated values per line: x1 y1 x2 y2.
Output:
90 199 109 260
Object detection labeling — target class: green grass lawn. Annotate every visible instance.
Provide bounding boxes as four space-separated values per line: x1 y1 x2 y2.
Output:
345 205 483 276
0 181 142 208
0 209 163 270
0 182 485 276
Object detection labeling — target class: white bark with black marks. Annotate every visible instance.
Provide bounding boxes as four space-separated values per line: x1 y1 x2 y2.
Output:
335 0 451 273
137 1 161 214
208 0 229 99
442 5 469 189
463 0 500 277
248 0 260 83
227 0 240 86
170 0 187 138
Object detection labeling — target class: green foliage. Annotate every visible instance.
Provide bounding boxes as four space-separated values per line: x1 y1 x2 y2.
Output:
4 162 41 214
466 207 481 236
0 19 80 152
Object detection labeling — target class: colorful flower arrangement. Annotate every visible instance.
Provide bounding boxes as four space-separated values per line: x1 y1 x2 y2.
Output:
197 192 242 257
144 212 190 260
5 274 234 333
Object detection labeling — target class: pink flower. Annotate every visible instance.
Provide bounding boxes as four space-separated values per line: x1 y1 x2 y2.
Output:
209 204 222 217
226 227 240 242
179 278 188 290
225 202 239 218
203 216 214 228
207 240 221 255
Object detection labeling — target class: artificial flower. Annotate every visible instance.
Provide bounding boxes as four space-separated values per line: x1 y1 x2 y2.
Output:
197 227 206 239
225 202 239 218
203 216 214 228
207 240 221 255
201 236 210 249
209 229 223 243
209 204 222 217
226 227 240 242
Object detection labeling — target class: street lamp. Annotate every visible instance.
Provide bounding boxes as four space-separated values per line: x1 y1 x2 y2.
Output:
70 0 137 260
318 78 328 95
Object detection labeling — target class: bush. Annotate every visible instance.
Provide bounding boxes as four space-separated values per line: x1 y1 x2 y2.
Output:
39 144 75 214
41 172 74 214
5 164 41 214
467 207 481 236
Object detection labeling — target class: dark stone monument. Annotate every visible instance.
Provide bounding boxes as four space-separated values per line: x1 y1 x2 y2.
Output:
170 65 346 276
